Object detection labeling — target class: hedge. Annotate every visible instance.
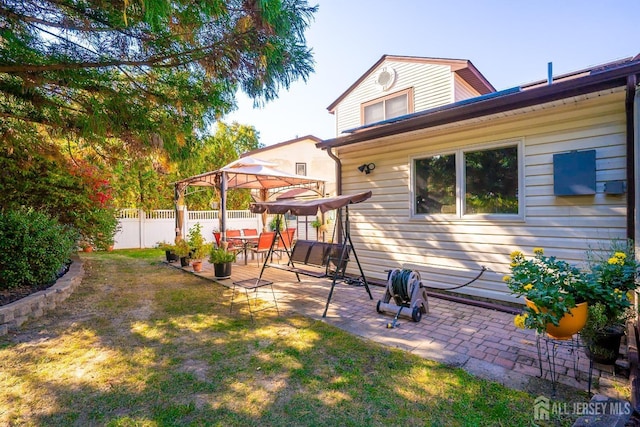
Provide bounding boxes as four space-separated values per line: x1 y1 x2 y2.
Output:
0 209 78 289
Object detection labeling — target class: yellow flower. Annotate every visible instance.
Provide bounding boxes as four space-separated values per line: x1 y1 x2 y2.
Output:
510 250 523 261
533 247 544 255
614 252 626 260
514 314 527 329
523 284 534 291
608 257 624 266
502 275 511 282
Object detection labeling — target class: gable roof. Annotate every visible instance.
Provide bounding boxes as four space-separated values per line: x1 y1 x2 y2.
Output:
242 135 322 157
317 55 640 150
326 54 496 113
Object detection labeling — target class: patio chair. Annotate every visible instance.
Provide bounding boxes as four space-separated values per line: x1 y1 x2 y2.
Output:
242 228 259 246
225 229 243 258
250 231 275 265
274 227 296 258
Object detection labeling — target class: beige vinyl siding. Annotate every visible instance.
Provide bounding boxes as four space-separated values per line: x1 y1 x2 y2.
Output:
335 60 454 135
336 90 628 303
249 138 336 195
454 74 482 101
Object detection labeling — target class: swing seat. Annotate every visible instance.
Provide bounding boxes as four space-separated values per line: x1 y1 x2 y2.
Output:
268 240 350 279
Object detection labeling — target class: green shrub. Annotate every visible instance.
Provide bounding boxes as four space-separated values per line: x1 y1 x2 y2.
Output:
0 209 79 289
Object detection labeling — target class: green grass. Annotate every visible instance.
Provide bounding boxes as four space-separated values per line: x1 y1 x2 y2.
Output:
0 250 567 426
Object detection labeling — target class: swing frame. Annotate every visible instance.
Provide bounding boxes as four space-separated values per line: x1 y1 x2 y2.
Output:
250 192 374 317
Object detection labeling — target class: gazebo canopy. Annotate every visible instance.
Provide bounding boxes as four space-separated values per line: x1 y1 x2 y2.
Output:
175 157 324 193
173 156 326 240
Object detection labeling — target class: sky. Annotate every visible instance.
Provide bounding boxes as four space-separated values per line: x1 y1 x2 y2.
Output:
223 0 640 146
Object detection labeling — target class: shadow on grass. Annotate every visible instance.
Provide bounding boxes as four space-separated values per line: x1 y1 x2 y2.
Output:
0 252 565 426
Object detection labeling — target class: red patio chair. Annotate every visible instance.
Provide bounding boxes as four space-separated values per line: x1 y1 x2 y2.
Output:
250 231 275 265
274 227 296 258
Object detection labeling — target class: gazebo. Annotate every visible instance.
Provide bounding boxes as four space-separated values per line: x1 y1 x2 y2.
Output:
173 157 325 242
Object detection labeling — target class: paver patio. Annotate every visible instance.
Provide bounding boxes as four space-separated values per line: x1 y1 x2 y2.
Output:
175 257 630 400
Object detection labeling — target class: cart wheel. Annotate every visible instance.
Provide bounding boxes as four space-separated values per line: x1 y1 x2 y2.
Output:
411 306 422 322
376 300 383 313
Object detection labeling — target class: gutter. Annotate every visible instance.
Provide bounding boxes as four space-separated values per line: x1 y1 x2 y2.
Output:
626 74 637 241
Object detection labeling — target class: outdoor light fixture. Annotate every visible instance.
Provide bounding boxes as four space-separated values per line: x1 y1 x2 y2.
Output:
358 163 376 174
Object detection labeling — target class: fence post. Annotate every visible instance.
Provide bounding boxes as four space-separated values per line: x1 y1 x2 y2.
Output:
138 209 145 249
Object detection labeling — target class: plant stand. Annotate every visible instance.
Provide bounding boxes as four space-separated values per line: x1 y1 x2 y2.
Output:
535 333 585 397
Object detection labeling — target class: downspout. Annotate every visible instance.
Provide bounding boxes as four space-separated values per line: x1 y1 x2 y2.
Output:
325 147 343 242
325 147 342 195
626 74 637 242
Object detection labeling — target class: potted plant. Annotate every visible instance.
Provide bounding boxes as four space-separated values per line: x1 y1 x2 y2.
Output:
269 215 284 232
157 241 179 262
209 246 236 279
187 223 207 271
505 248 597 339
311 217 322 241
174 239 191 267
581 241 639 364
79 239 94 252
191 243 213 273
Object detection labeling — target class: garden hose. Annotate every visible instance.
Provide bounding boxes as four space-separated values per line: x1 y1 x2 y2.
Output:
386 269 418 328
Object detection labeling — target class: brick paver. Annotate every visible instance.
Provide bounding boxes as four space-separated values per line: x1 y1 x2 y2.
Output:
179 259 630 399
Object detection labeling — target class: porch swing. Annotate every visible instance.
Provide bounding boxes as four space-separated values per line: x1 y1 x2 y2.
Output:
247 191 374 317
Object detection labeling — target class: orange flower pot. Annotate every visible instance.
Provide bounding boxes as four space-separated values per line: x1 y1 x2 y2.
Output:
192 260 203 272
525 298 588 340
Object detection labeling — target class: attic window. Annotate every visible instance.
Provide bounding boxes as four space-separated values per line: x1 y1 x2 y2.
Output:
361 88 414 125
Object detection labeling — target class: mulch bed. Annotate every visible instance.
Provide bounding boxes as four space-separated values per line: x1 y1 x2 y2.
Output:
0 282 55 307
0 259 72 307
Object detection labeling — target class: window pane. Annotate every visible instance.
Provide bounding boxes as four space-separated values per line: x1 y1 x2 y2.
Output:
465 146 518 214
414 154 456 214
364 102 384 124
385 94 408 119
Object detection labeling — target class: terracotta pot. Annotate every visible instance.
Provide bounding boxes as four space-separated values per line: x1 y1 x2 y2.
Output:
82 246 93 253
525 298 588 340
192 260 203 272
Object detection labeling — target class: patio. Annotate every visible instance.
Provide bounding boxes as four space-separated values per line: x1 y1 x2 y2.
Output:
173 256 631 400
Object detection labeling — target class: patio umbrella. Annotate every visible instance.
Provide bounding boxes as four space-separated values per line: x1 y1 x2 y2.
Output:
174 156 325 241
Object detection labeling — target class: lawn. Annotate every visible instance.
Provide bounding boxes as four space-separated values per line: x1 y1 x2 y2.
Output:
0 250 558 426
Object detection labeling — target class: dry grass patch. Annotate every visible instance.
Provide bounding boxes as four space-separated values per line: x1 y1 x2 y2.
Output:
0 250 565 426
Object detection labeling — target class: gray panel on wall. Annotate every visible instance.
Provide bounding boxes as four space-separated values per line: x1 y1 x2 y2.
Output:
553 150 596 196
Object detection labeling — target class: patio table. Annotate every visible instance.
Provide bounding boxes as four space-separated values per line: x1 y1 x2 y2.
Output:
238 235 259 265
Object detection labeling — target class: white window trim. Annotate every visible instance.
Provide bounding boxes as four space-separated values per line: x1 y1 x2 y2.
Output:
410 138 524 221
361 87 414 125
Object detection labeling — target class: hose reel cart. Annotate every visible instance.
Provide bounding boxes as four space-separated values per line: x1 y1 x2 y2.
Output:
376 268 429 327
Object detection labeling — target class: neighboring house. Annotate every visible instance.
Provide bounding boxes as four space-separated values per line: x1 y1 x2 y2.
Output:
318 54 640 304
242 135 336 239
242 134 335 196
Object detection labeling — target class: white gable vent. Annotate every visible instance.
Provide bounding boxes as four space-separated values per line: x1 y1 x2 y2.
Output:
375 67 396 91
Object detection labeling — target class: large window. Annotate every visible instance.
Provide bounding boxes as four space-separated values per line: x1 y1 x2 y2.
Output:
413 142 521 218
362 88 413 125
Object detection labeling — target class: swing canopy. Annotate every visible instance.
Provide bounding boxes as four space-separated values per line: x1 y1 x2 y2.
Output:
249 191 372 216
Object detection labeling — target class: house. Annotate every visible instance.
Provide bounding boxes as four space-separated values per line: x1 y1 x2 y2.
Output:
327 55 495 136
318 54 640 304
242 134 334 196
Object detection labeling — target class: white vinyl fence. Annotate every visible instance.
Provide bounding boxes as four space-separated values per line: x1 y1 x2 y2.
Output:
114 208 326 249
